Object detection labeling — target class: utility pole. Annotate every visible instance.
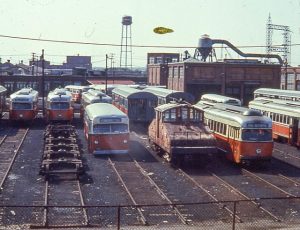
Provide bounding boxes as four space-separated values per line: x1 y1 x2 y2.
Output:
105 54 108 94
32 52 35 76
105 54 114 94
41 49 45 116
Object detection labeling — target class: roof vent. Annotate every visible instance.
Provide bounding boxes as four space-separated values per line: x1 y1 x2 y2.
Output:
88 89 105 97
17 88 32 95
54 88 66 95
243 109 262 116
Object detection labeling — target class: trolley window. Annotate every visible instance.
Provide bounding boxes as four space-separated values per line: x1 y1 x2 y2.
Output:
93 124 128 134
50 102 70 110
162 109 176 122
242 129 272 141
190 109 202 122
12 102 32 110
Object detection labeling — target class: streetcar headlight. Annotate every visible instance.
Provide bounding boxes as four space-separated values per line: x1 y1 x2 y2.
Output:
256 148 261 155
19 114 23 118
94 140 99 144
123 139 128 144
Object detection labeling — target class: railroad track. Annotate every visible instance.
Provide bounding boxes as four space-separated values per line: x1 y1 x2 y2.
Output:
273 147 300 168
178 167 278 223
205 161 300 222
0 128 29 190
107 156 187 226
34 178 89 228
133 130 300 224
31 124 90 228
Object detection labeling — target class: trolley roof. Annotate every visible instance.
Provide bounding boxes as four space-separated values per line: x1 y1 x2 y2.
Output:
65 85 92 91
85 103 128 121
112 86 157 99
155 102 201 113
143 87 195 103
47 88 72 101
249 98 300 117
200 94 241 106
87 89 106 97
82 89 112 104
0 85 7 94
10 88 38 101
254 88 300 99
195 103 272 128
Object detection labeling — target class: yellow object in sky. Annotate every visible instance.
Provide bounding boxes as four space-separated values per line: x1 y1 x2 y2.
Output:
153 27 174 34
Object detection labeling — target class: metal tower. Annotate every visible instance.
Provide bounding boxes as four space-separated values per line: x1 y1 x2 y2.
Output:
120 15 132 69
266 14 291 64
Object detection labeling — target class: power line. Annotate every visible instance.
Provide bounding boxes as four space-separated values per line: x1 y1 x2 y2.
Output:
1 34 300 49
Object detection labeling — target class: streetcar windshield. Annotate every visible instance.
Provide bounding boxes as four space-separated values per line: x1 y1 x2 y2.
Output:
93 124 128 134
111 124 129 133
12 102 32 110
242 129 272 141
50 102 70 110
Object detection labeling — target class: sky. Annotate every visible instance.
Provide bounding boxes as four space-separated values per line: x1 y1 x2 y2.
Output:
0 0 299 68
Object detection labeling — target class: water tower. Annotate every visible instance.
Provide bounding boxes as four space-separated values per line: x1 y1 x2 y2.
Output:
120 15 133 69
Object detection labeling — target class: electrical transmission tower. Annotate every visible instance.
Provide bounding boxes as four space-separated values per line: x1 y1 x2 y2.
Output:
266 14 291 64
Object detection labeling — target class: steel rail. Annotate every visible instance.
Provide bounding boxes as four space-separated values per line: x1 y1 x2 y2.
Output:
273 148 300 162
207 171 282 222
133 160 190 225
77 180 89 226
241 169 296 197
0 128 29 190
0 134 8 146
42 180 49 227
34 179 90 229
178 168 242 223
277 174 300 187
108 157 148 225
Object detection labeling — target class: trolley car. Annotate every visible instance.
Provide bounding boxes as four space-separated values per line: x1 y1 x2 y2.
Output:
194 103 273 164
46 88 73 122
65 85 92 103
80 89 112 117
148 102 217 164
253 88 300 101
199 94 241 106
0 85 7 118
249 98 300 147
84 103 130 154
112 86 157 123
143 87 195 106
9 88 39 121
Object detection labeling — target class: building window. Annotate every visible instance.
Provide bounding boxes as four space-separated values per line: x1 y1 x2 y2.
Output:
156 57 163 64
179 66 184 78
173 67 178 78
149 57 155 64
168 67 173 78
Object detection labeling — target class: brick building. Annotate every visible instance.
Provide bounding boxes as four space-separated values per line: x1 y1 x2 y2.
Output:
148 57 281 105
281 66 300 90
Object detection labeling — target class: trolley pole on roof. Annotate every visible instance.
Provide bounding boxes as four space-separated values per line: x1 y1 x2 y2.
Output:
105 54 108 94
41 49 45 116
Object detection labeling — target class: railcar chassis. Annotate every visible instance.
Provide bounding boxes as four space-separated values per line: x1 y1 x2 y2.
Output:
40 124 84 178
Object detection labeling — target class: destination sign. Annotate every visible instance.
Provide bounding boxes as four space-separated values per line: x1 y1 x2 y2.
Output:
12 98 30 102
246 123 268 128
100 118 121 123
50 98 69 102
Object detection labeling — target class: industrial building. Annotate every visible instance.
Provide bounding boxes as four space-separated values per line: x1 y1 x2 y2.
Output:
147 35 283 105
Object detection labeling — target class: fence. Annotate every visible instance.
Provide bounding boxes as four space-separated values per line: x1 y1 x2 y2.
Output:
0 197 300 229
